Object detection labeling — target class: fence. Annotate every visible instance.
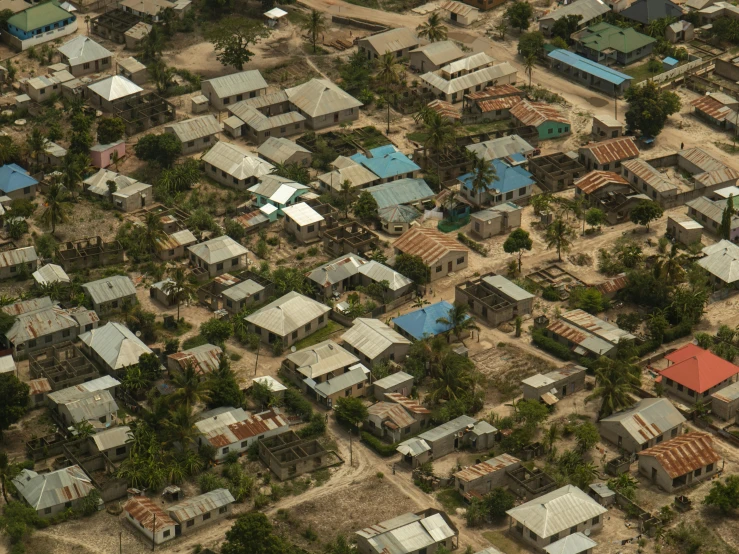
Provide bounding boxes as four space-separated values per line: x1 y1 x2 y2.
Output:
329 14 388 32
649 58 706 86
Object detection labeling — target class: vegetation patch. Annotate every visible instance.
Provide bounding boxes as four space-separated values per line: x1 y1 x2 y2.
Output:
294 320 344 350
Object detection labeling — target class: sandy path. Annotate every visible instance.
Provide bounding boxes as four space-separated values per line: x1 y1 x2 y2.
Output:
296 0 424 28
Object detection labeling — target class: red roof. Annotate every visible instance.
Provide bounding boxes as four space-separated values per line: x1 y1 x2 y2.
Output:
661 344 739 393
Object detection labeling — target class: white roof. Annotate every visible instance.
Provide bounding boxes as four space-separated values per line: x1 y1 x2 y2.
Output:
84 168 137 196
698 240 739 284
341 318 411 360
601 397 686 445
260 203 279 216
287 339 359 380
282 202 324 226
482 274 534 302
188 235 248 265
58 35 111 67
544 533 598 554
246 291 330 336
203 70 267 99
285 78 363 118
252 375 287 392
264 7 287 18
357 512 455 554
202 141 274 180
421 63 517 95
91 425 131 451
33 263 70 285
0 355 16 374
79 322 153 371
113 182 152 199
248 175 308 204
88 75 142 101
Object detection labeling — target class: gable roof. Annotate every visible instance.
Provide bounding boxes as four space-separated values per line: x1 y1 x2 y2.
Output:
698 239 739 283
79 322 153 371
168 343 222 376
286 339 359 379
168 489 235 523
368 400 416 429
421 63 517 95
392 300 466 340
342 317 411 360
460 158 534 194
166 115 221 142
246 291 330 336
359 27 419 54
87 75 142 102
579 136 639 165
691 93 739 123
0 245 37 269
285 79 363 118
547 49 632 85
91 425 130 452
393 226 469 266
574 170 630 195
601 398 685 444
540 0 610 22
661 343 739 393
306 253 366 288
248 174 308 204
358 260 414 291
639 432 721 477
82 275 136 304
0 163 38 193
195 407 288 447
58 35 112 66
356 511 457 554
257 137 311 164
350 145 420 180
124 496 176 532
621 0 684 24
465 135 535 161
365 178 434 209
188 235 248 265
314 363 369 396
201 141 274 180
13 465 95 511
8 1 74 32
410 40 464 66
6 304 88 344
544 533 598 554
510 100 569 127
203 70 267 98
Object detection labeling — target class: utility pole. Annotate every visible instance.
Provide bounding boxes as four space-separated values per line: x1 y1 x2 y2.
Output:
253 343 260 375
120 532 122 554
350 427 353 466
152 512 156 552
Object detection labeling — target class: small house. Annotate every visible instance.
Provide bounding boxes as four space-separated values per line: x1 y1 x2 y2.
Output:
248 175 309 214
165 115 221 155
410 41 465 73
123 22 151 50
572 22 656 65
57 35 112 76
712 380 739 420
47 384 118 429
600 397 686 453
168 489 235 535
356 510 458 554
86 75 143 112
591 114 624 140
366 399 425 443
285 78 363 130
311 363 370 407
117 57 148 85
538 0 610 35
365 178 435 210
32 264 70 286
90 425 131 461
222 278 267 313
123 496 176 545
441 1 479 25
393 226 469 282
0 163 38 199
456 273 535 327
392 301 469 341
167 343 222 378
188 235 248 278
510 100 571 140
0 246 38 280
454 454 520 497
282 339 359 390
357 27 419 60
378 205 422 235
545 534 598 554
201 70 267 111
371 370 414 400
660 343 739 404
14 466 97 518
201 141 274 190
156 229 197 261
28 377 51 407
667 212 703 245
252 375 287 399
79 322 153 376
228 103 306 143
469 202 522 239
697 240 739 288
90 140 126 170
690 92 739 129
39 140 67 167
22 72 72 102
620 0 683 25
257 137 312 167
112 182 153 212
82 275 137 315
459 158 534 206
342 318 412 368
521 364 587 404
282 202 327 245
420 61 518 104
246 291 330 348
638 432 721 491
540 309 635 358
666 20 694 43
350 145 421 184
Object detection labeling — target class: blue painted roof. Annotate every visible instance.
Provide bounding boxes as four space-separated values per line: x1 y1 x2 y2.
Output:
459 159 535 194
663 57 678 65
392 300 469 340
0 163 38 194
350 145 421 180
547 49 632 86
508 152 527 164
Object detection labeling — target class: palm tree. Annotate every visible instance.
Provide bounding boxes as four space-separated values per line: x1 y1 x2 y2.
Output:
376 52 403 134
435 303 480 344
0 136 19 165
149 61 175 94
586 357 641 419
544 423 560 456
524 53 536 86
467 153 497 206
423 111 456 181
0 452 21 503
545 218 576 261
417 12 448 42
171 361 211 408
413 104 435 125
427 354 478 404
654 244 686 286
162 267 195 321
62 151 88 199
40 183 72 235
142 211 166 253
303 10 325 53
122 365 151 396
339 179 353 218
163 404 199 447
26 127 46 169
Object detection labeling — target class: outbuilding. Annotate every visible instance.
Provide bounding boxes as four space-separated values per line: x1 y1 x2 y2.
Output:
711 380 739 420
667 213 703 245
638 432 721 491
123 496 176 545
521 364 587 403
342 318 412 369
371 371 414 400
599 398 686 453
165 115 221 155
167 489 235 535
469 203 522 239
90 140 126 169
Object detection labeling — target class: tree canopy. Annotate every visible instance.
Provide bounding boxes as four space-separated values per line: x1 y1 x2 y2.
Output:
97 117 126 145
506 1 534 31
354 191 379 221
394 253 428 286
503 228 533 272
517 30 545 57
624 80 681 138
630 200 664 230
222 512 294 554
0 374 29 437
134 133 182 167
206 17 270 70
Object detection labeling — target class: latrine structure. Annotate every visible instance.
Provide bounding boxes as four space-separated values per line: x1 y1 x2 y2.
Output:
258 431 339 480
29 343 98 391
323 221 377 257
56 236 124 271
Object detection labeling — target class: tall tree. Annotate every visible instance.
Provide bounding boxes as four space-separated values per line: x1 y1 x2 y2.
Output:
524 53 536 86
96 117 126 145
423 111 456 179
417 12 447 42
467 154 497 205
545 218 576 261
624 80 680 138
376 52 402 134
0 374 29 439
435 303 480 344
171 361 212 408
206 17 270 70
339 179 353 219
506 1 534 32
25 127 45 169
630 200 663 231
163 267 195 321
0 136 19 165
143 211 166 253
40 183 72 235
720 193 735 240
427 353 478 403
503 228 533 273
586 354 641 419
302 10 325 54
222 512 291 554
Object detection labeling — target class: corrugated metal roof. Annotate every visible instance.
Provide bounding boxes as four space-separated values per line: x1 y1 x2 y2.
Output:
65 390 117 423
541 0 609 22
662 343 739 393
6 305 81 345
440 0 478 16
373 370 414 389
580 136 639 165
257 137 310 164
392 300 467 340
286 339 359 380
359 27 419 54
188 235 248 265
307 253 366 288
169 343 222 376
640 432 721 478
222 279 265 302
0 355 15 374
91 425 130 451
88 75 142 101
410 40 464 66
351 145 420 180
33 263 70 285
482 274 534 302
313 363 369 396
385 393 431 414
29 377 51 395
421 63 517 95
466 84 522 101
602 398 685 444
359 260 413 291
476 95 521 113
58 35 112 67
236 90 289 111
427 99 461 120
560 309 635 345
668 212 703 230
252 375 287 392
282 202 324 226
166 115 221 143
365 178 434 209
454 453 520 483
195 408 288 447
441 52 493 75
202 141 274 180
680 147 729 173
246 291 330 336
113 182 152 199
691 93 738 122
378 204 422 224
248 174 308 204
594 273 628 295
117 56 146 74
124 496 176 531
82 275 136 305
342 318 411 360
393 226 469 265
47 376 119 405
511 100 569 127
79 322 153 371
168 489 235 523
622 158 676 193
2 296 53 316
465 135 534 161
318 162 379 191
232 103 306 132
544 532 598 554
548 48 631 85
686 196 739 227
203 70 267 99
420 415 477 442
285 78 363 118
13 465 95 511
0 246 37 268
574 170 630 194
84 168 137 195
574 21 656 54
712 379 739 402
368 401 417 429
359 510 456 554
507 485 607 538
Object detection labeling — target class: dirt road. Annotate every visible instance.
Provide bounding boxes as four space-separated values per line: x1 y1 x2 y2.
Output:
296 0 424 28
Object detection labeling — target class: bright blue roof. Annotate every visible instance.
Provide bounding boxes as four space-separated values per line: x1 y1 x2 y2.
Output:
459 159 534 194
0 163 38 194
350 145 421 180
547 49 632 86
508 152 527 164
392 300 469 340
663 57 678 65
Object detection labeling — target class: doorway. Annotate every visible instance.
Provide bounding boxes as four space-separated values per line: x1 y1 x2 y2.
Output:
448 261 453 273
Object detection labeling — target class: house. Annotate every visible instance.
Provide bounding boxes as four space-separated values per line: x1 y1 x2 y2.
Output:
522 364 587 405
697 240 739 287
350 145 420 184
365 178 435 210
690 92 739 129
441 1 479 25
249 175 309 214
667 212 704 245
195 407 289 461
82 275 137 315
307 255 411 300
357 27 420 60
342 318 412 367
356 510 458 554
687 196 739 239
22 71 73 102
165 115 221 155
579 136 639 171
394 226 470 282
83 168 137 198
574 170 634 203
38 140 67 167
359 260 415 300
123 496 176 545
5 1 78 51
14 466 96 518
86 75 143 112
117 56 148 85
465 84 524 118
547 49 633 95
285 78 363 130
222 279 268 314
167 343 222 378
371 370 414 400
90 140 126 170
420 62 518 103
366 399 427 443
600 398 686 453
318 159 380 192
459 157 535 206
257 137 312 167
0 355 15 376
57 35 112 76
666 20 694 43
470 203 522 239
0 163 37 199
123 21 151 49
378 204 422 235
0 246 38 280
712 380 739 419
507 485 607 550
698 1 739 23
282 339 359 388
572 22 656 65
155 229 197 261
638 432 721 491
202 141 274 190
90 425 131 461
167 489 235 535
410 41 465 72
465 134 536 161
454 454 521 498
79 322 153 376
201 70 267 111
397 415 496 467
282 203 328 245
538 0 610 35
246 291 331 348
392 300 470 341
188 236 248 278
310 363 370 407
660 343 739 404
456 273 534 327
47 377 119 428
510 101 571 140
621 0 684 25
544 533 598 554
592 114 624 140
28 377 51 407
540 309 635 358
228 103 306 144
113 182 153 212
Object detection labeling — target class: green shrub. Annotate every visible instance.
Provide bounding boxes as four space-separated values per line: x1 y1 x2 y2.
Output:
531 328 572 360
542 286 561 301
361 431 398 456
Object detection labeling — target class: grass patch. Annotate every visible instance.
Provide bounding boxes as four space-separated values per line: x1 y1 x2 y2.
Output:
406 131 428 143
715 141 739 154
436 489 465 513
287 10 309 25
157 319 193 337
182 334 208 350
344 0 380 7
482 531 528 554
295 321 344 350
463 119 510 135
623 60 662 83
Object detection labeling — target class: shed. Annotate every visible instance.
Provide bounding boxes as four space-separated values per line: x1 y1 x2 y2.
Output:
191 94 209 114
372 371 414 401
90 140 125 169
711 380 739 420
117 57 148 85
252 375 287 398
588 482 616 507
123 496 176 545
32 264 70 286
28 377 51 407
441 0 479 25
663 56 679 70
264 7 287 26
667 213 703 245
0 355 16 375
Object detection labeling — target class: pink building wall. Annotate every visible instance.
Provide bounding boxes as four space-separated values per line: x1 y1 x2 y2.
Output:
91 141 126 169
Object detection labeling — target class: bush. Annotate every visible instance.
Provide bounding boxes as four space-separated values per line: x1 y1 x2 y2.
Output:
271 338 283 356
532 328 572 360
542 286 561 301
457 232 488 256
283 388 313 420
361 431 398 456
297 412 326 439
199 472 228 493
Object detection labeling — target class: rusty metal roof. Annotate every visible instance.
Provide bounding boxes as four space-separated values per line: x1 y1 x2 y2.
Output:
579 136 639 165
168 489 234 523
639 432 721 478
594 274 628 295
393 226 469 266
511 100 569 127
13 465 95 511
573 170 630 195
195 408 288 447
0 246 37 269
690 94 738 122
477 95 521 113
124 496 176 532
368 401 416 429
427 99 461 120
466 84 522 101
621 158 676 194
385 393 431 414
454 453 520 483
168 343 222 376
28 378 51 395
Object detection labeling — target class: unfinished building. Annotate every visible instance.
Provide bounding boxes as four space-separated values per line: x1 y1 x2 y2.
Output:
60 437 127 502
29 343 99 391
197 273 241 311
56 236 124 271
506 466 557 500
455 273 534 327
526 265 585 300
528 153 585 192
112 92 176 135
90 9 140 44
258 431 340 480
323 221 378 257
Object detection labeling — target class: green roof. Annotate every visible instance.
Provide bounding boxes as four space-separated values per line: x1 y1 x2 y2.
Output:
577 22 655 54
8 1 73 32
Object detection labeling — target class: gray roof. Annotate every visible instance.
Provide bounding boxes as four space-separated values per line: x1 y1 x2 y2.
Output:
2 296 53 316
188 235 248 265
84 168 137 196
91 425 131 451
257 137 311 164
166 115 221 143
0 246 37 268
13 466 95 511
372 370 414 389
286 339 359 380
87 75 142 101
313 363 369 396
318 162 379 191
168 489 235 523
713 380 739 402
203 70 267 99
396 437 431 456
43 140 67 158
378 204 422 224
79 322 153 371
82 275 136 304
117 56 146 74
282 202 325 226
58 35 111 67
359 260 413 291
441 52 495 75
113 182 152 199
601 398 686 445
285 78 363 118
482 274 534 302
544 532 598 554
466 135 535 161
698 240 739 284
359 27 419 55
307 253 367 288
410 40 465 66
356 511 456 554
420 415 477 442
222 279 265 302
47 376 120 405
365 178 435 210
686 196 739 228
421 63 517 95
248 174 309 204
6 304 87 345
246 291 330 336
507 485 607 538
64 390 118 423
342 318 411 360
540 0 610 23
202 141 274 180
